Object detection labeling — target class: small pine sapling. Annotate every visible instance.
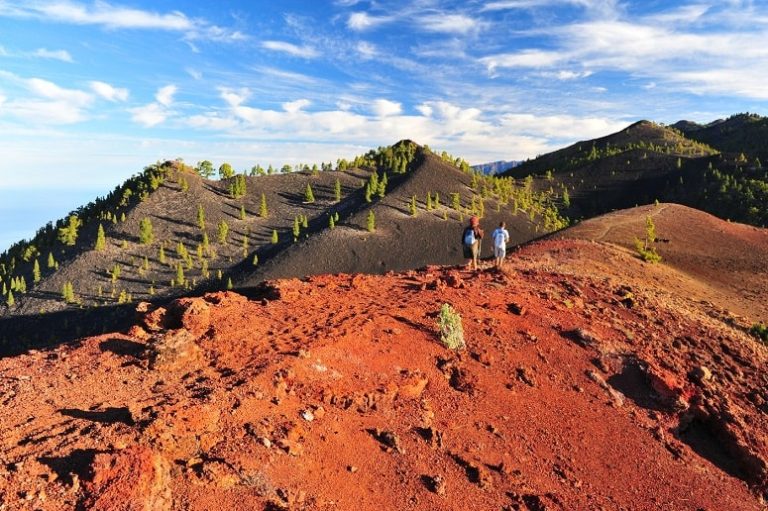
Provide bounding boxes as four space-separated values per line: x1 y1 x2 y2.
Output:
437 303 465 350
239 205 247 220
217 220 229 244
252 254 258 266
271 229 279 244
334 179 342 202
95 224 106 251
409 196 417 216
329 215 335 229
6 290 14 307
366 210 376 232
139 218 154 245
197 205 206 230
32 259 41 283
305 183 315 203
259 193 268 217
226 277 233 290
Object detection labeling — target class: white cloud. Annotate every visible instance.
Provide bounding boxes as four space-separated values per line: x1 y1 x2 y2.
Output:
541 70 593 80
219 87 249 107
155 85 177 107
130 103 167 127
371 99 402 117
420 14 484 34
261 40 319 58
283 99 311 113
32 48 73 62
27 78 92 106
32 1 193 30
89 80 128 101
357 41 377 59
481 50 566 73
347 12 391 31
186 68 202 81
0 1 243 42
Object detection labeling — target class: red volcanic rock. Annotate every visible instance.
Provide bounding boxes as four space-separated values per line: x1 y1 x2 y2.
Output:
81 446 171 511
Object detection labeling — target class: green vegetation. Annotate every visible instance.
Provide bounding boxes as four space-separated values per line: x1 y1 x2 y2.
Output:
409 196 417 216
305 183 315 203
749 323 768 344
334 179 342 202
62 281 76 304
329 215 335 229
366 210 376 232
32 259 41 284
259 193 268 218
95 224 106 251
217 220 229 244
437 303 465 350
226 277 233 290
634 216 662 263
58 215 82 246
139 218 154 245
197 205 206 229
229 174 247 199
239 205 247 220
219 163 234 180
196 160 214 178
6 290 14 307
271 229 279 244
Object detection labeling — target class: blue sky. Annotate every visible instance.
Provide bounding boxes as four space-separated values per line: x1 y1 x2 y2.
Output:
1 0 767 251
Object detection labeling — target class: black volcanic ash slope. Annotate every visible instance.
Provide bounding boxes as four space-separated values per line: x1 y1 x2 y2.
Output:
0 141 566 336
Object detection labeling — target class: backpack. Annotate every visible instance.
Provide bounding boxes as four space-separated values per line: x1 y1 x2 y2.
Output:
463 227 476 246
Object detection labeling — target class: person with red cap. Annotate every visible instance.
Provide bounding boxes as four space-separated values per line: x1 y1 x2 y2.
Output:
462 215 484 270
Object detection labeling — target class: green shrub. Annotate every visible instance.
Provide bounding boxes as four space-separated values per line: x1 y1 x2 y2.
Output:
437 303 465 350
750 323 768 344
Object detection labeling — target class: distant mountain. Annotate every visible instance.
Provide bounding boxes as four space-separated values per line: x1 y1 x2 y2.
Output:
471 160 521 175
672 113 768 158
502 118 768 228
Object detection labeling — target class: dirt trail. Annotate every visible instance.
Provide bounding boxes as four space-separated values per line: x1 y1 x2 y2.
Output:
1 237 767 511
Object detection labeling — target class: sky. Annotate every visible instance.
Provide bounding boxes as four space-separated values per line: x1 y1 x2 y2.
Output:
1 0 768 252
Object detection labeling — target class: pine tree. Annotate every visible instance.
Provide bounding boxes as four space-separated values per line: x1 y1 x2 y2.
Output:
197 205 206 230
219 162 235 180
367 210 376 232
57 215 82 246
159 245 167 264
217 220 229 244
426 192 433 211
293 216 301 240
364 183 372 203
226 277 233 290
18 276 26 293
32 259 41 284
201 231 210 255
334 212 339 222
62 281 75 303
301 215 308 229
111 263 121 283
95 224 106 251
329 215 335 229
47 252 55 269
562 188 571 207
271 229 279 244
139 218 154 245
259 193 268 217
451 193 461 210
409 196 417 216
252 254 258 266
120 212 126 223
176 264 185 287
434 192 440 208
242 234 249 258
303 183 316 203
377 173 387 198
239 205 247 220
6 290 14 307
334 179 342 202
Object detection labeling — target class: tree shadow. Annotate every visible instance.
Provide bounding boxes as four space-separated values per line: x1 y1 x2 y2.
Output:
59 407 135 426
38 448 100 486
99 338 146 357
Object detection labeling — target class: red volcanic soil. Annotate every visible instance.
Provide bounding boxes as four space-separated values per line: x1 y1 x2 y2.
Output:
1 238 767 510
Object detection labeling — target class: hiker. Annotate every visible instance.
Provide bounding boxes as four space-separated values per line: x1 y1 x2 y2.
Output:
463 216 484 270
491 221 510 269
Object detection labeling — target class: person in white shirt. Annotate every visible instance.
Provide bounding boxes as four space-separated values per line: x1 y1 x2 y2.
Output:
491 221 510 269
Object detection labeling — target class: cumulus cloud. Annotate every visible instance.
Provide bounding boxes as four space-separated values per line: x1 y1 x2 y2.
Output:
481 50 566 73
371 99 402 117
261 40 319 58
89 80 128 101
155 85 177 107
283 99 311 113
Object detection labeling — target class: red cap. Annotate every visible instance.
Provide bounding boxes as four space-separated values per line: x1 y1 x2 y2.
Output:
469 216 479 226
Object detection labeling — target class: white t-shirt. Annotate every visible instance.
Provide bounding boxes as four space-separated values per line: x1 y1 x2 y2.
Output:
492 227 509 249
